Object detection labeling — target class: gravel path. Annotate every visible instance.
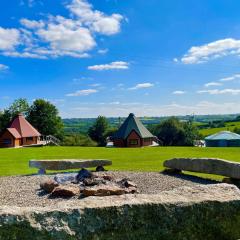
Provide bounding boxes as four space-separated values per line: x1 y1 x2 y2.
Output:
0 171 218 207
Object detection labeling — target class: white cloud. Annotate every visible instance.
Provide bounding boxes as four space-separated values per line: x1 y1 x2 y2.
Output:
66 0 123 35
204 82 222 87
20 18 45 29
2 51 47 59
89 83 101 87
98 48 108 54
0 64 9 71
0 0 124 59
129 83 154 90
181 38 240 64
37 24 96 54
220 74 240 82
172 90 186 95
197 88 240 95
0 27 20 50
88 61 129 70
66 89 98 96
19 0 38 7
91 14 122 35
109 101 120 105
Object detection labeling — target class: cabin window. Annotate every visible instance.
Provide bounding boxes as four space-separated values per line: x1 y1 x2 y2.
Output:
26 137 33 142
129 139 138 145
3 139 12 145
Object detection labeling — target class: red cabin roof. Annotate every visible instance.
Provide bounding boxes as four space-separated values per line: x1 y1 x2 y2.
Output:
6 128 22 139
9 114 41 138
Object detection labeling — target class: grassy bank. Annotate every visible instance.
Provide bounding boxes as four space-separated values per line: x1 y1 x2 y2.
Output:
199 121 240 137
0 146 240 178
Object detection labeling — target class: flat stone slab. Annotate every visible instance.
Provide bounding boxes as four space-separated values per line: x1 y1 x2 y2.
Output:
164 158 240 179
29 159 112 171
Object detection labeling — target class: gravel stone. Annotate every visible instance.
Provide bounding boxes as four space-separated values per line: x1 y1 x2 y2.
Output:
0 171 218 207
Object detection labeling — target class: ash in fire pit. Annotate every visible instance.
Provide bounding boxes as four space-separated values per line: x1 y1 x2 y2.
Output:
40 169 138 198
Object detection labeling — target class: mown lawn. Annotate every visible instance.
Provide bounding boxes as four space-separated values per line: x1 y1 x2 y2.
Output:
0 146 240 179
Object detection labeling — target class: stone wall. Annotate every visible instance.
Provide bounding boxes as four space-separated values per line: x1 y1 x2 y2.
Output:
1 184 240 240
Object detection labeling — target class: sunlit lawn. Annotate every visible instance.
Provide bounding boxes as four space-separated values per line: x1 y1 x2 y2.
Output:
0 146 240 179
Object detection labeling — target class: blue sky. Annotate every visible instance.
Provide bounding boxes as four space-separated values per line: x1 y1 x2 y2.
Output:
1 0 240 117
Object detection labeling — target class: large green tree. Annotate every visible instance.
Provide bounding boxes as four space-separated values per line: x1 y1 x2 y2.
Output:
27 99 64 140
182 121 201 146
0 98 29 132
88 116 109 146
8 98 29 117
152 117 200 146
0 110 10 133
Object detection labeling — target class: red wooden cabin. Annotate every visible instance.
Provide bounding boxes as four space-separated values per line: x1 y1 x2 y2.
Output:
0 114 41 148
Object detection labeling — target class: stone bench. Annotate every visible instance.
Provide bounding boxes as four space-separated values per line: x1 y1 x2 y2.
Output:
163 158 240 179
29 159 112 174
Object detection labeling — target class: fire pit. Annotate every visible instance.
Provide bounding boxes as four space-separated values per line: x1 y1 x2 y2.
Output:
40 168 138 198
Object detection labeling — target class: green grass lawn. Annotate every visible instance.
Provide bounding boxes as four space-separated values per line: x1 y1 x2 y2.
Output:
0 146 240 179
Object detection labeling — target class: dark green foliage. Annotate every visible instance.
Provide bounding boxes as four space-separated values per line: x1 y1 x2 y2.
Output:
152 117 184 146
104 127 118 139
8 98 29 117
88 116 109 146
62 134 97 146
152 117 200 146
27 99 64 140
0 110 11 133
0 98 29 132
182 121 202 145
234 127 240 134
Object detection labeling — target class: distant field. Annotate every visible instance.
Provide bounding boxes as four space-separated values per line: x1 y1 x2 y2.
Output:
0 146 240 180
199 121 240 137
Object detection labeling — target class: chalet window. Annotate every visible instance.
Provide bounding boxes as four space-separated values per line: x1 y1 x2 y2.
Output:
129 139 138 145
26 137 33 141
3 139 12 145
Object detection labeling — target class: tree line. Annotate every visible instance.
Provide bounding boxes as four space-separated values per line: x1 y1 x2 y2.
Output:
66 115 200 147
0 98 200 147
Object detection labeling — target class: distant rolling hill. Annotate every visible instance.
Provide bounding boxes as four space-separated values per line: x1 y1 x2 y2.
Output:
199 121 240 137
63 114 240 137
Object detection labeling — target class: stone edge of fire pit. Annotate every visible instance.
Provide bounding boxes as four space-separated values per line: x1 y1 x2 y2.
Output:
1 184 240 239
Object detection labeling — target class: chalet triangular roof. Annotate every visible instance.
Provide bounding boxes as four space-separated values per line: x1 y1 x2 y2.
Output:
113 113 154 139
9 114 41 138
